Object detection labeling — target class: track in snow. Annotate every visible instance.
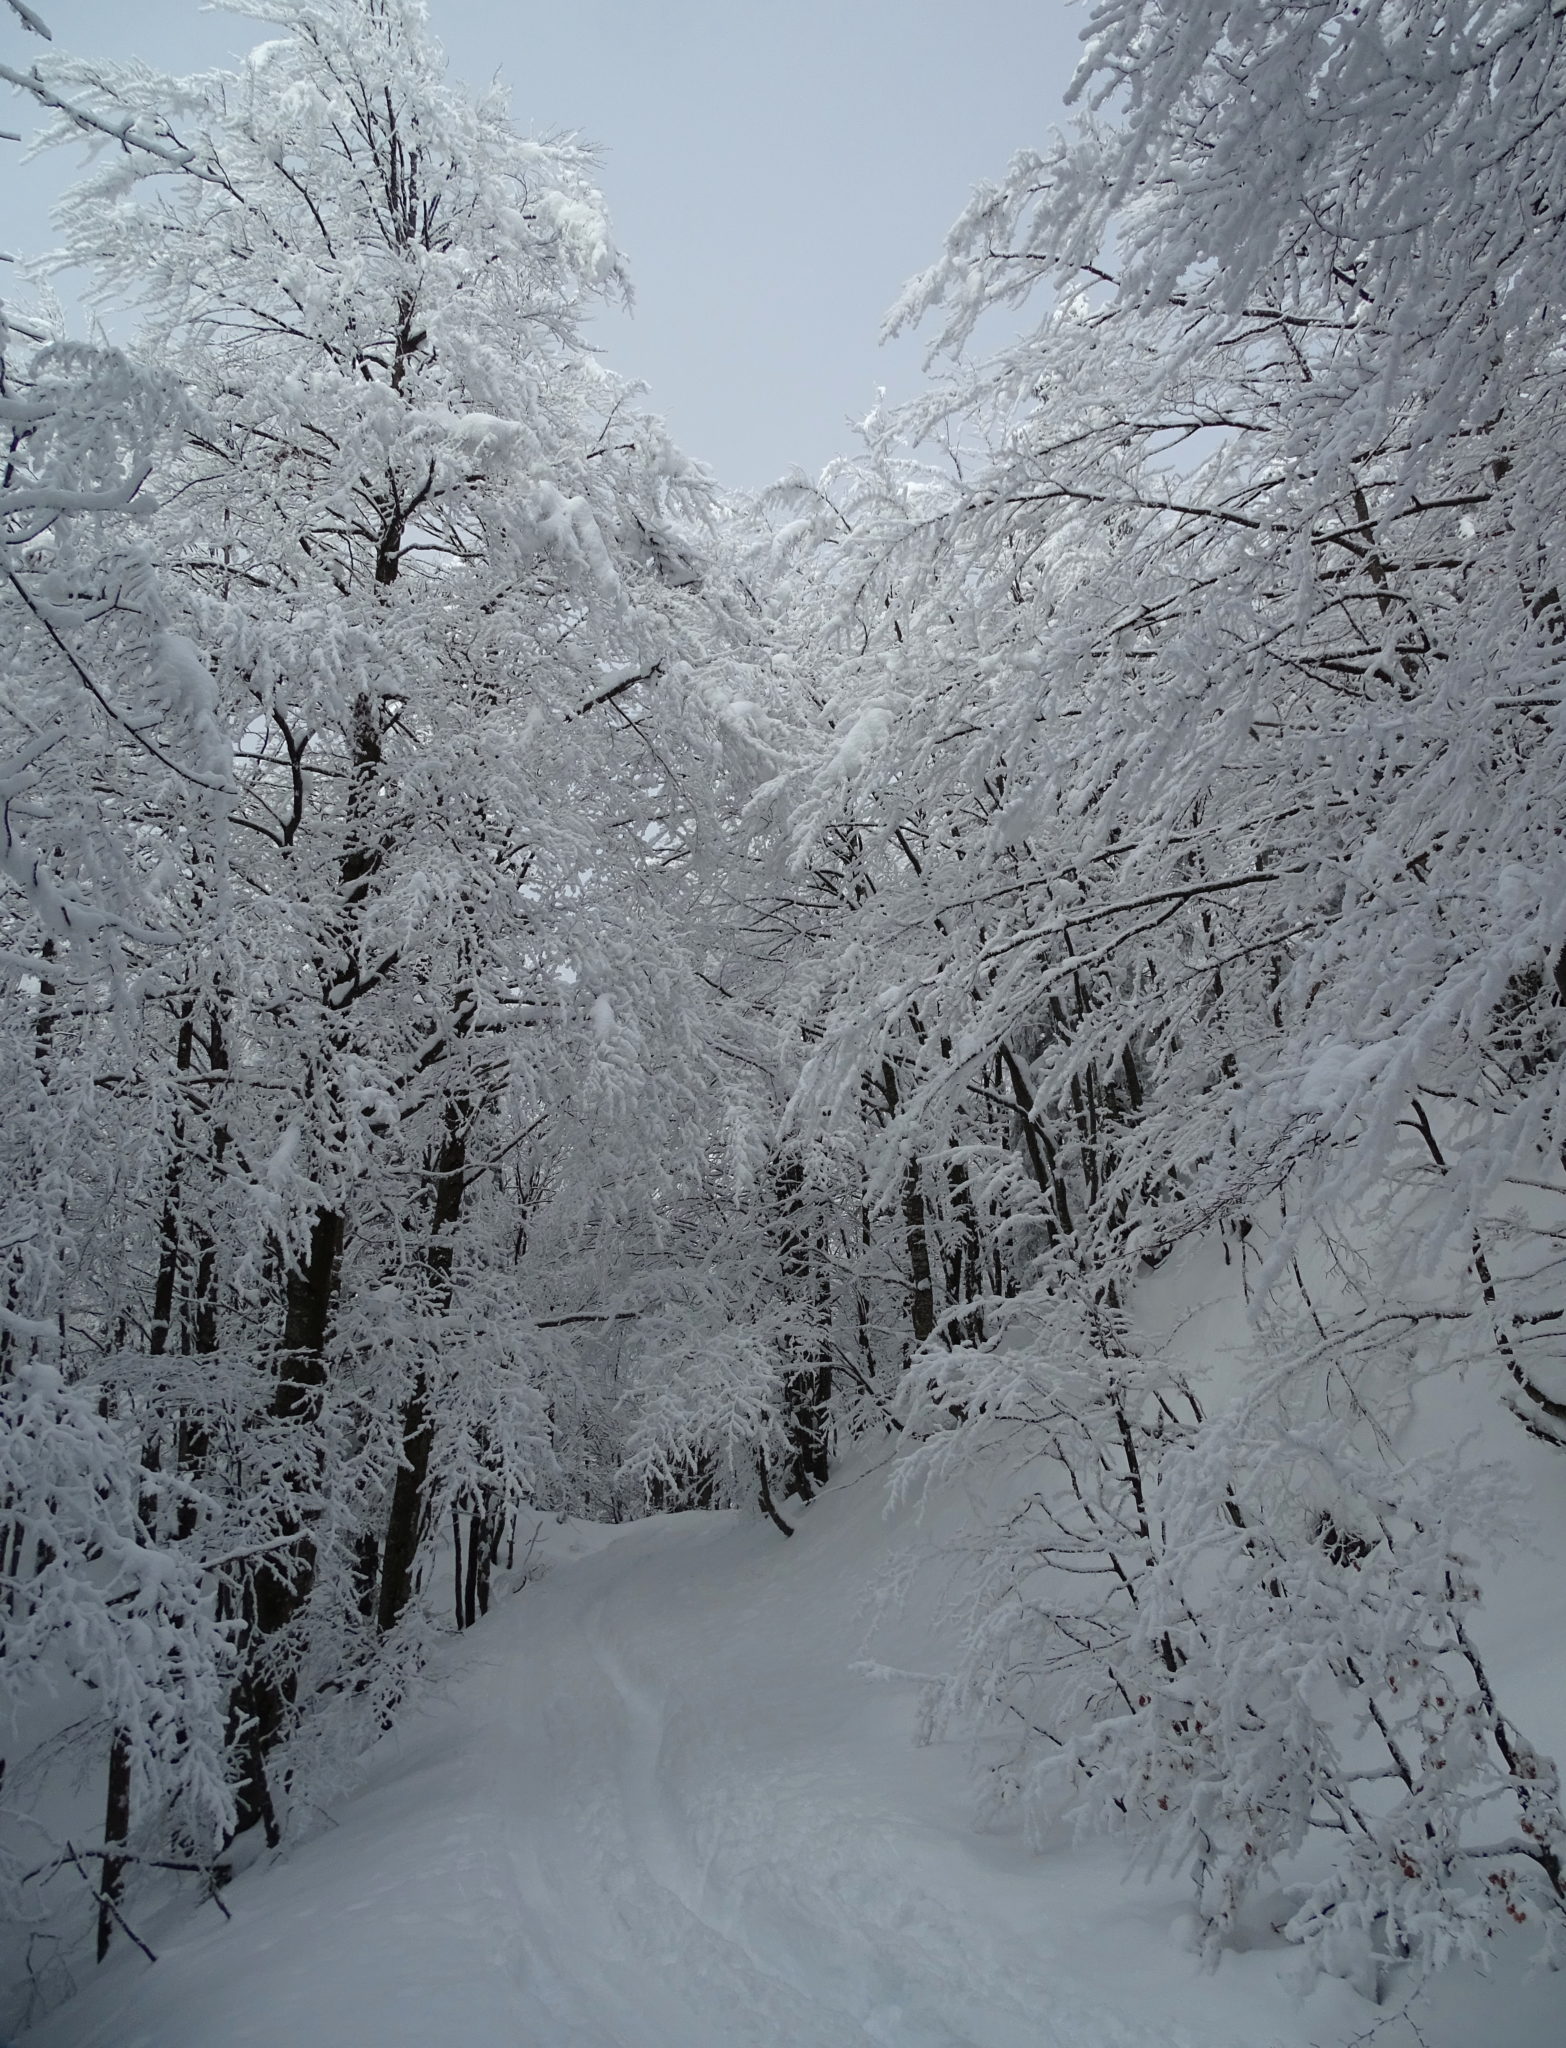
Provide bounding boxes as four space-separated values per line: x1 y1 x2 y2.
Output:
20 1461 1548 2047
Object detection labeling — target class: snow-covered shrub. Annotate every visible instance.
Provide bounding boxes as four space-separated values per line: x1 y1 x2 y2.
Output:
0 1356 233 1899
1068 1403 1565 1988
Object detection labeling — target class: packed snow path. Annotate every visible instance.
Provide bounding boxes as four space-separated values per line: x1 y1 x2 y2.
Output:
26 1462 1549 2047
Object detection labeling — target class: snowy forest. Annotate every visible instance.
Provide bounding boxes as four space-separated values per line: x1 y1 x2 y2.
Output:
3 1 1566 2041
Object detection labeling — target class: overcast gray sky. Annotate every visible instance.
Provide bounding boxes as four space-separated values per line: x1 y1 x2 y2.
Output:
4 1 1082 485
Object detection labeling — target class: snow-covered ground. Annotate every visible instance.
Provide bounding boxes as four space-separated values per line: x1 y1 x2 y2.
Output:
20 1448 1558 2048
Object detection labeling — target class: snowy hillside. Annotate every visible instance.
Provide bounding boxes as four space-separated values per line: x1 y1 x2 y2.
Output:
21 1444 1559 2048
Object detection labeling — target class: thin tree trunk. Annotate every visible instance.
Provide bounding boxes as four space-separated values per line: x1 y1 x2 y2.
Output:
96 1730 132 1962
228 1202 341 1842
755 1450 794 1538
100 1001 211 1928
463 1510 482 1629
902 1155 937 1348
774 1150 835 1498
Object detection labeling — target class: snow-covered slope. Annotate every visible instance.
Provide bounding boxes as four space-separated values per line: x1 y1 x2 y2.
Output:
21 1451 1556 2048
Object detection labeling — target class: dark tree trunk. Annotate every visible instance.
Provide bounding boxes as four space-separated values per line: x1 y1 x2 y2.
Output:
901 1154 937 1349
877 1060 939 1353
96 1730 132 1961
353 1530 380 1620
755 1450 794 1537
944 1143 987 1348
463 1510 482 1629
228 1202 342 1841
774 1149 835 1499
378 1095 470 1631
378 1375 435 1633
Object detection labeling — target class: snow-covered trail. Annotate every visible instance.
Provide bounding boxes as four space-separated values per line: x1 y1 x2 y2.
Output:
22 1460 1547 2047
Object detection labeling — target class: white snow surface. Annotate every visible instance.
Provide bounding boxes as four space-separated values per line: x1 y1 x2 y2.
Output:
22 1452 1557 2048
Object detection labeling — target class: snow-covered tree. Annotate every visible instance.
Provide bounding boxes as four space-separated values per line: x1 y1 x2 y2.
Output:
2 0 245 1973
36 0 752 1831
1 5 783 1988
775 0 1566 1986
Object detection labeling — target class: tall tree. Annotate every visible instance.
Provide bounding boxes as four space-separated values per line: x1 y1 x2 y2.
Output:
774 0 1566 1986
2 0 240 1963
5 0 763 1957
